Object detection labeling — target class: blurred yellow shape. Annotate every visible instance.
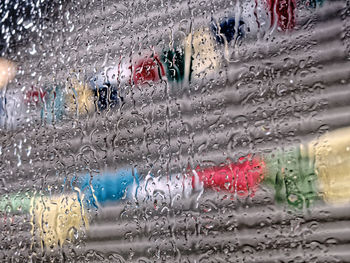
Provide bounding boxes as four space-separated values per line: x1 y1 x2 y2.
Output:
185 28 219 80
32 193 88 249
66 79 94 115
309 127 350 204
0 58 16 88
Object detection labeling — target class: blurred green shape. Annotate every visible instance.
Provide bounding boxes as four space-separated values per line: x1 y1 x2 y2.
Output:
264 145 321 209
161 47 187 83
0 192 32 214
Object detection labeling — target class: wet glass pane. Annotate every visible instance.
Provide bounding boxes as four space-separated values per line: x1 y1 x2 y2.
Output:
0 0 350 261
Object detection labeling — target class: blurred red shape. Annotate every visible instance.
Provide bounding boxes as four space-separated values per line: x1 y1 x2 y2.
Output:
132 55 165 85
24 86 46 105
267 0 296 31
192 155 265 197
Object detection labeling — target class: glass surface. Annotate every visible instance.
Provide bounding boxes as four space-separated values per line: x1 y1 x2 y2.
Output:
0 0 350 261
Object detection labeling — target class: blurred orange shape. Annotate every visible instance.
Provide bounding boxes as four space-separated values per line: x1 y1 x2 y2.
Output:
0 58 16 88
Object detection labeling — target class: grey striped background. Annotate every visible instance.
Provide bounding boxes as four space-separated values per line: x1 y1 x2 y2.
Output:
0 0 350 261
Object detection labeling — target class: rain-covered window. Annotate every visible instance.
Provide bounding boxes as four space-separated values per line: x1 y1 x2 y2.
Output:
1 0 350 261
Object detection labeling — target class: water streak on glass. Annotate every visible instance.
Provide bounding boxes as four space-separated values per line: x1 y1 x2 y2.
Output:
0 0 350 261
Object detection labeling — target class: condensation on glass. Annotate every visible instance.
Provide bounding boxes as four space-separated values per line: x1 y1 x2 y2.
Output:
0 0 350 262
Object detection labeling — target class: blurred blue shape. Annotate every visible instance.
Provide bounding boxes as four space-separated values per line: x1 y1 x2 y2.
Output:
41 85 65 124
90 73 120 111
0 97 6 127
211 17 245 44
75 169 140 208
302 0 325 8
